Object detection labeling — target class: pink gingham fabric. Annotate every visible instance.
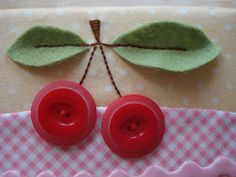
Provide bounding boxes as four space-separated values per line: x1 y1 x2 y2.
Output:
0 107 235 177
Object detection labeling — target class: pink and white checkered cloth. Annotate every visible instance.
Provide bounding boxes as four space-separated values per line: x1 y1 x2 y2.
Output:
0 107 235 177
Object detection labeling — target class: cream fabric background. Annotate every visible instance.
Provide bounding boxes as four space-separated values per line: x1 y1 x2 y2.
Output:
1 0 236 8
0 4 235 113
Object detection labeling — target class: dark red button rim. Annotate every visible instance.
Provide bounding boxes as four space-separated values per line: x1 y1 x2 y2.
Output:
101 94 165 158
31 80 96 146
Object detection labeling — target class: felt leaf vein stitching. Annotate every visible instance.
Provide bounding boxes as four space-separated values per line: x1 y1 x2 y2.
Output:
7 21 220 72
7 26 89 67
36 42 187 51
112 21 220 72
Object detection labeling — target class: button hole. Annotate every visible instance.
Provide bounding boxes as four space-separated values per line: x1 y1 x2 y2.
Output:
57 109 62 114
65 113 71 118
57 109 71 118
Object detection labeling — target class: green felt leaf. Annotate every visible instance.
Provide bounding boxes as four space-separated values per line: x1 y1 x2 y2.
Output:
7 26 89 67
112 22 220 72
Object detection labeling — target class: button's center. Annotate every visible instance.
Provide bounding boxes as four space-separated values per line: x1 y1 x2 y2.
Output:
51 103 75 125
121 116 145 138
127 122 139 131
58 109 71 118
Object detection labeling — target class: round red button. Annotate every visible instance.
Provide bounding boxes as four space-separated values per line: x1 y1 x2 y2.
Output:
31 80 96 146
101 94 165 158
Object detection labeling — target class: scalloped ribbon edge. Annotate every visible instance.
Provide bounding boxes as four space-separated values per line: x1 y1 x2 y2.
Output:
1 157 235 177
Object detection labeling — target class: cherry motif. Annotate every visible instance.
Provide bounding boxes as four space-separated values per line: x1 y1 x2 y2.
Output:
30 20 165 157
101 94 165 157
31 80 96 146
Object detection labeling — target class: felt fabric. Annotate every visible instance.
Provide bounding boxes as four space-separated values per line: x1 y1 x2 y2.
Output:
0 7 236 113
113 22 220 72
8 21 220 71
0 107 235 176
7 26 88 67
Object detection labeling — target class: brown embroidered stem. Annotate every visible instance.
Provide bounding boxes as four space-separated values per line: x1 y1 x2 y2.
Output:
99 45 122 97
89 20 100 43
90 19 122 97
36 42 186 51
79 46 97 85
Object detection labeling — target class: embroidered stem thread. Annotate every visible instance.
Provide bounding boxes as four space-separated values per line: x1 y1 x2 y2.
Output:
89 20 100 43
99 45 122 97
34 20 187 96
36 42 186 51
79 46 97 85
90 19 122 97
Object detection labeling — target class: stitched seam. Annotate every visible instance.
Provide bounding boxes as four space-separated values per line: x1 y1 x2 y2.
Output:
90 19 122 97
35 42 186 51
79 46 97 85
99 45 122 97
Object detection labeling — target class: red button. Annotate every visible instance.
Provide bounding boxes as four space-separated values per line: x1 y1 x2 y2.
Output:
31 80 96 146
101 94 165 158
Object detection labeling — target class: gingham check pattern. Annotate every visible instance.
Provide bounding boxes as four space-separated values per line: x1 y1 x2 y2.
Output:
0 107 235 177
